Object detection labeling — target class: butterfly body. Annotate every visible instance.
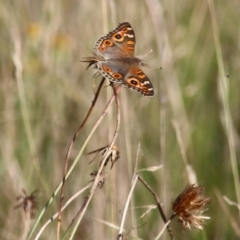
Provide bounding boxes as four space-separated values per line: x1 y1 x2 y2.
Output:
83 22 154 96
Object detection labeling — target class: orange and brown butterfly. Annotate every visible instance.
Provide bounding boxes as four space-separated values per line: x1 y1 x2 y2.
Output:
82 22 154 96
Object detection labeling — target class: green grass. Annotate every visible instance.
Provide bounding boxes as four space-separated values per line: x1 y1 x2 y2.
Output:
0 0 239 239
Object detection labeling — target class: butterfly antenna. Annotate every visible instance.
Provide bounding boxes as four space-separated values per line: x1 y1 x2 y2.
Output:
140 50 163 69
138 49 153 60
143 49 153 59
137 49 153 67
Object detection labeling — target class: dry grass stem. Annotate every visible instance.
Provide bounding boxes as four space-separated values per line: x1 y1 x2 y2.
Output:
35 185 90 240
56 77 105 239
68 84 121 239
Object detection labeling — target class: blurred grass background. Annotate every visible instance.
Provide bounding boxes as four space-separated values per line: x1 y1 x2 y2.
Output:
0 0 240 239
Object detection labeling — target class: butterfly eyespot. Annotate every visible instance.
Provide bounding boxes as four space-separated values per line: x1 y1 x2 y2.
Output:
115 34 122 39
103 66 111 72
112 73 122 79
99 46 105 51
113 33 124 42
103 39 113 46
130 79 138 85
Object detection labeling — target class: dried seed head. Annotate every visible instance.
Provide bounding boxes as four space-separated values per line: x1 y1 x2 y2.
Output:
90 171 106 189
87 145 120 169
109 145 120 169
15 189 38 219
172 184 211 230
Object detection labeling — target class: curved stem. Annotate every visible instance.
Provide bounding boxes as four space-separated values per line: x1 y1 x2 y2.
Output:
56 78 105 239
67 84 121 240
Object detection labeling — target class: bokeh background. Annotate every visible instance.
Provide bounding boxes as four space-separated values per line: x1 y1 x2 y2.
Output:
1 0 239 239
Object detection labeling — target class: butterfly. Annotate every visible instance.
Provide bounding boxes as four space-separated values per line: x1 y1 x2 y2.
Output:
82 22 154 96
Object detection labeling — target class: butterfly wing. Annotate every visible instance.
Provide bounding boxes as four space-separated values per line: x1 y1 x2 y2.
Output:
96 61 130 83
97 61 154 96
94 22 135 58
124 65 154 96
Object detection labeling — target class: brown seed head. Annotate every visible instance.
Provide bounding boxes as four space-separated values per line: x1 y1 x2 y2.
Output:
172 184 211 230
15 189 38 219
